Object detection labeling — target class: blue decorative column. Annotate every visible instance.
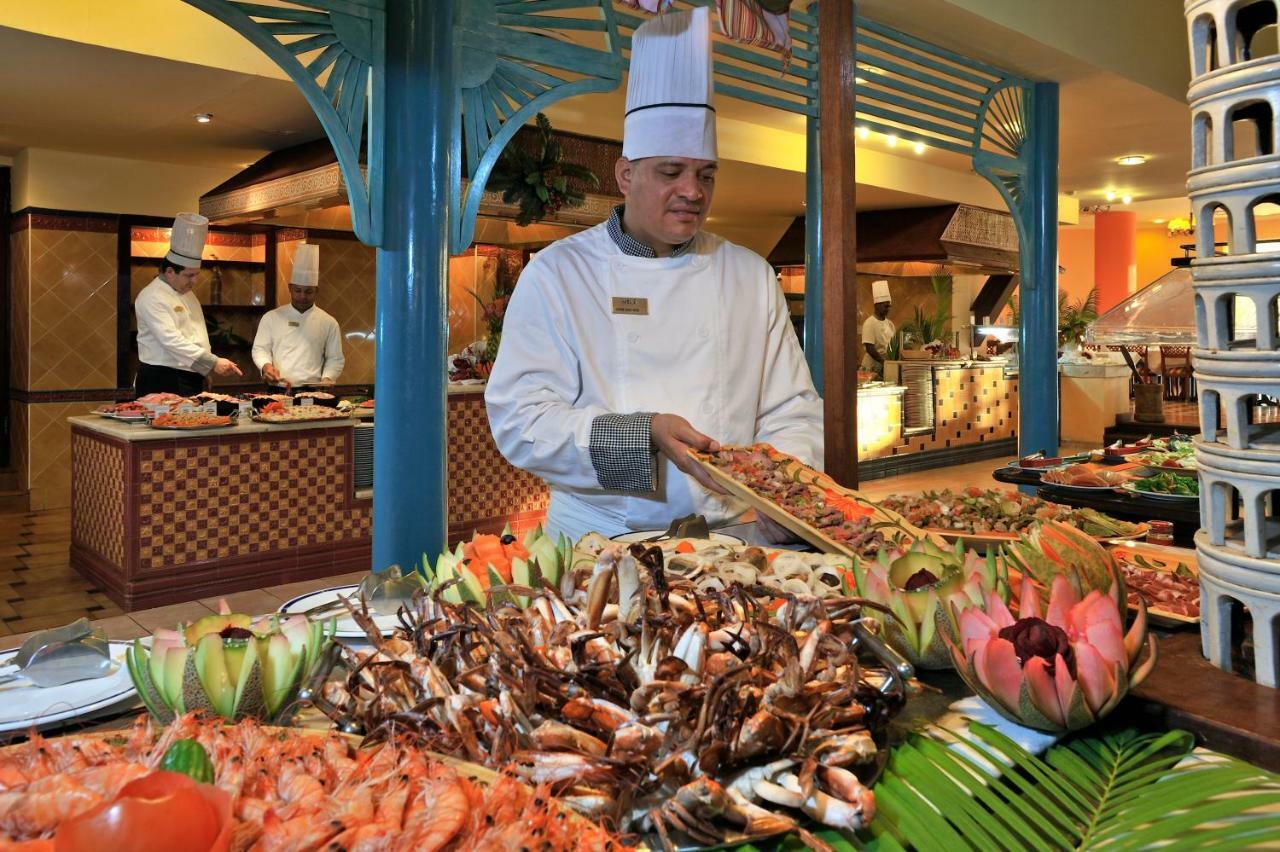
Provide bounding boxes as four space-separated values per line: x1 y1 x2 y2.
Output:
804 115 824 393
372 0 453 571
1019 81 1060 458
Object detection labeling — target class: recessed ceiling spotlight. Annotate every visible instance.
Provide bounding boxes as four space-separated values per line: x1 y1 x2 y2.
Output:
886 134 899 148
857 126 870 140
1105 190 1116 202
1121 195 1133 204
913 141 925 154
1116 154 1147 166
194 113 213 123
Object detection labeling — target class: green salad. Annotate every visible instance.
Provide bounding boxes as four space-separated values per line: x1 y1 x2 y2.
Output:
1132 471 1199 496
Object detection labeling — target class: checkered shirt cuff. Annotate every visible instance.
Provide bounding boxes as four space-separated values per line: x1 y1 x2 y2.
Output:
589 412 658 492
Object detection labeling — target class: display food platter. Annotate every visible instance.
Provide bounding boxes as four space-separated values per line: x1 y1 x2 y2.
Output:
147 419 235 431
611 529 746 544
278 584 398 639
689 445 939 557
0 640 137 733
1121 481 1199 502
1109 542 1200 626
252 407 349 423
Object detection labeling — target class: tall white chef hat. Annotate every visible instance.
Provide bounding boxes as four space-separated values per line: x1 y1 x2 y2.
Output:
290 243 320 287
165 213 209 269
872 280 892 304
623 7 717 162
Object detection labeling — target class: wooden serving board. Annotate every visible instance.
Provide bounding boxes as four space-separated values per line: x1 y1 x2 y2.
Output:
689 447 944 557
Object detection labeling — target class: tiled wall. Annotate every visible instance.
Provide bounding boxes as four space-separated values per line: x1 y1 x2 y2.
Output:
312 235 376 385
891 366 1018 455
9 213 120 510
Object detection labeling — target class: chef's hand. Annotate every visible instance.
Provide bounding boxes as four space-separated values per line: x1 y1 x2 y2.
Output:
262 363 281 383
213 358 243 377
754 513 795 544
650 414 728 495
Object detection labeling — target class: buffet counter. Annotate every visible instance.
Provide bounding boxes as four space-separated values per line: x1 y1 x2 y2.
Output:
69 414 371 611
856 383 907 460
866 359 1019 477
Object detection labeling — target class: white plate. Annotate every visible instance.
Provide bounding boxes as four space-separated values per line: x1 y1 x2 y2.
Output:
1121 482 1200 501
611 530 747 545
278 585 399 639
0 640 138 734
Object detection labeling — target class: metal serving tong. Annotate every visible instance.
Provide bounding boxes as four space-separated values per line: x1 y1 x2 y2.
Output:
303 565 427 621
641 513 712 542
0 618 112 688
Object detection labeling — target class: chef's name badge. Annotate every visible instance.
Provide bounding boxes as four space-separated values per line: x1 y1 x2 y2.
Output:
288 321 300 327
611 297 649 316
173 305 184 313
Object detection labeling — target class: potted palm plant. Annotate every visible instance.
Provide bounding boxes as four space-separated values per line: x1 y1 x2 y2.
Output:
899 273 953 358
1058 287 1098 356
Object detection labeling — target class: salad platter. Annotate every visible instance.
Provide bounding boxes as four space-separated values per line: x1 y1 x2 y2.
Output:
1123 471 1200 501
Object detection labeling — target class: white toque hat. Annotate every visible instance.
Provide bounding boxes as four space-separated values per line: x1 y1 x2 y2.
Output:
872 280 892 304
623 7 717 162
165 213 209 269
290 243 320 287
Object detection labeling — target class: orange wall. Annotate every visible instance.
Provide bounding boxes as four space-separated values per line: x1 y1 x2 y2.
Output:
1057 226 1095 305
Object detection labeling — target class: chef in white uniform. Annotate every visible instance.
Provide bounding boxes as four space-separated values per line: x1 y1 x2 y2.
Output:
860 280 895 376
134 213 243 396
251 244 345 387
485 7 823 541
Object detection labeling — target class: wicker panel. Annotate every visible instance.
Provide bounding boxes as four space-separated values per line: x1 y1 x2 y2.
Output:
135 432 370 570
71 432 126 566
447 395 549 528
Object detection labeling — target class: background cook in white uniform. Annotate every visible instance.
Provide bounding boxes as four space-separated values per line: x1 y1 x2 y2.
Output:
251 244 345 385
860 280 895 374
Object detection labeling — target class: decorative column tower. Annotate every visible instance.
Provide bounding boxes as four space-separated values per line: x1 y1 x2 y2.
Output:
1185 0 1280 687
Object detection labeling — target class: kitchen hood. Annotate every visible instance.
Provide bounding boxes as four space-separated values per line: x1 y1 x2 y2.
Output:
766 203 1019 276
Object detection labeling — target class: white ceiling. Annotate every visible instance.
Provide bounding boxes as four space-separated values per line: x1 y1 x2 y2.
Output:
0 2 1207 224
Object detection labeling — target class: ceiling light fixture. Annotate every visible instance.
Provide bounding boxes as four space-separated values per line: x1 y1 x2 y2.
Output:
857 126 870 140
194 113 213 123
913 141 925 154
886 134 899 148
1121 195 1133 204
1153 218 1167 224
1116 154 1147 166
1105 190 1116 202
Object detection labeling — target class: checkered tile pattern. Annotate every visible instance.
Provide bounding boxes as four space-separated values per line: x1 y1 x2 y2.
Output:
448 396 549 526
71 433 126 565
136 433 370 570
893 369 1018 455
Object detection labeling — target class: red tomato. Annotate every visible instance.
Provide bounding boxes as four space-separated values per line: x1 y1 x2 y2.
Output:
55 772 231 852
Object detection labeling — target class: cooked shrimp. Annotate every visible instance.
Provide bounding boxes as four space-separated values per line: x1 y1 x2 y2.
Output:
397 765 469 852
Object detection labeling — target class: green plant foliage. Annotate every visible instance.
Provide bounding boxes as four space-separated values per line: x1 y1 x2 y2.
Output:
900 273 953 348
854 724 1280 851
486 113 600 226
1058 287 1098 346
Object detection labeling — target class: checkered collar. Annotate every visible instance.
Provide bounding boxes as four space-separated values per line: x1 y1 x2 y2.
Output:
606 205 694 259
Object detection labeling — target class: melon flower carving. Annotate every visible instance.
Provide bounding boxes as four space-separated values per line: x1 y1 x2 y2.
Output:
947 575 1157 732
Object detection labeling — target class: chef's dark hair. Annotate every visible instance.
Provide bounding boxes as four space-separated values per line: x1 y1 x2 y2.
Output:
158 258 185 276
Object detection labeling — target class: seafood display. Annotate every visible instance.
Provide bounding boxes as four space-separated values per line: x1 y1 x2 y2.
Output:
696 444 922 557
251 404 347 423
135 392 189 406
580 534 857 599
0 715 620 851
320 541 903 850
879 488 1144 539
149 411 233 430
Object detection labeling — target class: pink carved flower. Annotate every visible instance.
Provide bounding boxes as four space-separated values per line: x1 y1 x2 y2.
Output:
947 574 1158 732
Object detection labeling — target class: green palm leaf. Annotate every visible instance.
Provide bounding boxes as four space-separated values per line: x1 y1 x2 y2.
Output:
855 724 1280 850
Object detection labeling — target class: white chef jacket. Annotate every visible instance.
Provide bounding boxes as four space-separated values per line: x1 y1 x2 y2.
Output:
135 276 217 374
251 304 344 385
860 315 896 372
484 223 824 540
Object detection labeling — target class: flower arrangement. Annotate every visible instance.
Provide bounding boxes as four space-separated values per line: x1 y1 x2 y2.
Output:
487 113 600 226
